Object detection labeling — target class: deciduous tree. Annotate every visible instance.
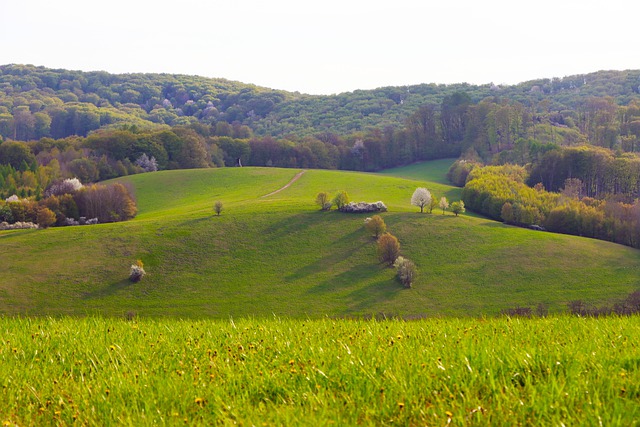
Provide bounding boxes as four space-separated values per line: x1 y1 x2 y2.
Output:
411 187 432 213
451 200 465 216
378 233 400 266
439 197 449 215
36 206 56 228
315 191 331 210
333 191 350 211
364 215 386 238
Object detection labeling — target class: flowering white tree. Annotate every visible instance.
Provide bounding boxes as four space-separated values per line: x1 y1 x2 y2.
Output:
135 153 158 172
45 178 83 197
411 187 432 213
439 196 449 215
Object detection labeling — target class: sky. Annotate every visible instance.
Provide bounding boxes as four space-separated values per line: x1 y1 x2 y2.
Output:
1 0 639 95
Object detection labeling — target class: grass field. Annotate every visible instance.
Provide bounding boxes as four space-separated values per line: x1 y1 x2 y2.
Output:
1 161 638 317
1 316 638 426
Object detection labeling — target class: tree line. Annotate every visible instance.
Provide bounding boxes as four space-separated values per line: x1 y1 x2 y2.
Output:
3 64 640 141
459 163 640 249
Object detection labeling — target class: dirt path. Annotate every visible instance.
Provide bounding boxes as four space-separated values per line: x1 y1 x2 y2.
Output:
261 170 307 198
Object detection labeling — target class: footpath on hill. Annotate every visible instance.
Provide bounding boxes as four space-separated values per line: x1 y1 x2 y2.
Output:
260 170 306 197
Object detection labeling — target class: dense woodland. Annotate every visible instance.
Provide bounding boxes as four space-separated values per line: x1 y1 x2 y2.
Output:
1 64 639 247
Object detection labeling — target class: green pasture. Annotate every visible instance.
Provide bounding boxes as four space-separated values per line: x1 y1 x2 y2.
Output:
0 161 638 317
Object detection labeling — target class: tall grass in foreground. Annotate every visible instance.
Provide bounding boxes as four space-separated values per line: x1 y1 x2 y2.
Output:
1 316 638 426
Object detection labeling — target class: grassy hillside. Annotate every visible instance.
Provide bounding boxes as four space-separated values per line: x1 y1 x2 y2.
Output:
1 161 638 317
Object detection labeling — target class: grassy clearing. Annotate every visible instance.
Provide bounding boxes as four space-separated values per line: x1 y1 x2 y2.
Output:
1 162 638 317
1 316 638 426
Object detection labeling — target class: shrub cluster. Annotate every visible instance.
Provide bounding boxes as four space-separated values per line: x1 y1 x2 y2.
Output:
0 221 38 230
0 178 137 228
340 201 387 213
568 291 640 317
358 198 417 288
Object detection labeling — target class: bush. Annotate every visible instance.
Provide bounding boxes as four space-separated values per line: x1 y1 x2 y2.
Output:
364 215 386 238
500 307 533 317
394 256 416 288
378 233 400 266
129 260 146 282
214 200 223 216
36 207 56 228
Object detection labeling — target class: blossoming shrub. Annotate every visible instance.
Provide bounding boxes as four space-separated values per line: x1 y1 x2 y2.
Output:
394 256 417 288
129 260 146 282
45 178 83 197
340 201 387 213
0 221 38 230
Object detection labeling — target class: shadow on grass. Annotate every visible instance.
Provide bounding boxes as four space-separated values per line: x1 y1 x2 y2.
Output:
305 263 381 295
262 212 318 236
286 226 370 283
304 262 403 312
479 221 507 228
178 216 218 227
82 279 132 299
346 277 404 312
0 229 39 240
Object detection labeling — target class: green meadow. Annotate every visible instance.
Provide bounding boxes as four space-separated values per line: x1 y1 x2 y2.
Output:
2 160 639 425
1 159 638 318
1 316 638 426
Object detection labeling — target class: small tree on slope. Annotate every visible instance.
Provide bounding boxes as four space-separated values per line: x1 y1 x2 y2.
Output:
411 187 432 213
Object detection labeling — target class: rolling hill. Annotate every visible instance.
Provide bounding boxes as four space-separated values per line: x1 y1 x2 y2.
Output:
1 159 638 317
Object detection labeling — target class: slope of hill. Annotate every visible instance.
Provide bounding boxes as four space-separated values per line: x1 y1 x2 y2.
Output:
1 161 638 317
2 64 640 139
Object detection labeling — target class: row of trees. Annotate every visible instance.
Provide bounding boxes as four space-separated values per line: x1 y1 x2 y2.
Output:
410 187 465 216
461 164 640 248
0 178 137 227
363 215 415 288
527 145 640 200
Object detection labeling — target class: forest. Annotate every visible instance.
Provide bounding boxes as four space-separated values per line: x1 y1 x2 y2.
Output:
1 64 639 247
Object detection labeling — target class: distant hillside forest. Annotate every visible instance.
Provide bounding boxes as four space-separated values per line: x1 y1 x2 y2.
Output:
2 64 640 139
1 65 639 213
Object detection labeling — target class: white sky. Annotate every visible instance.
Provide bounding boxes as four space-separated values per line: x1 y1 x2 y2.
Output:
1 0 638 95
